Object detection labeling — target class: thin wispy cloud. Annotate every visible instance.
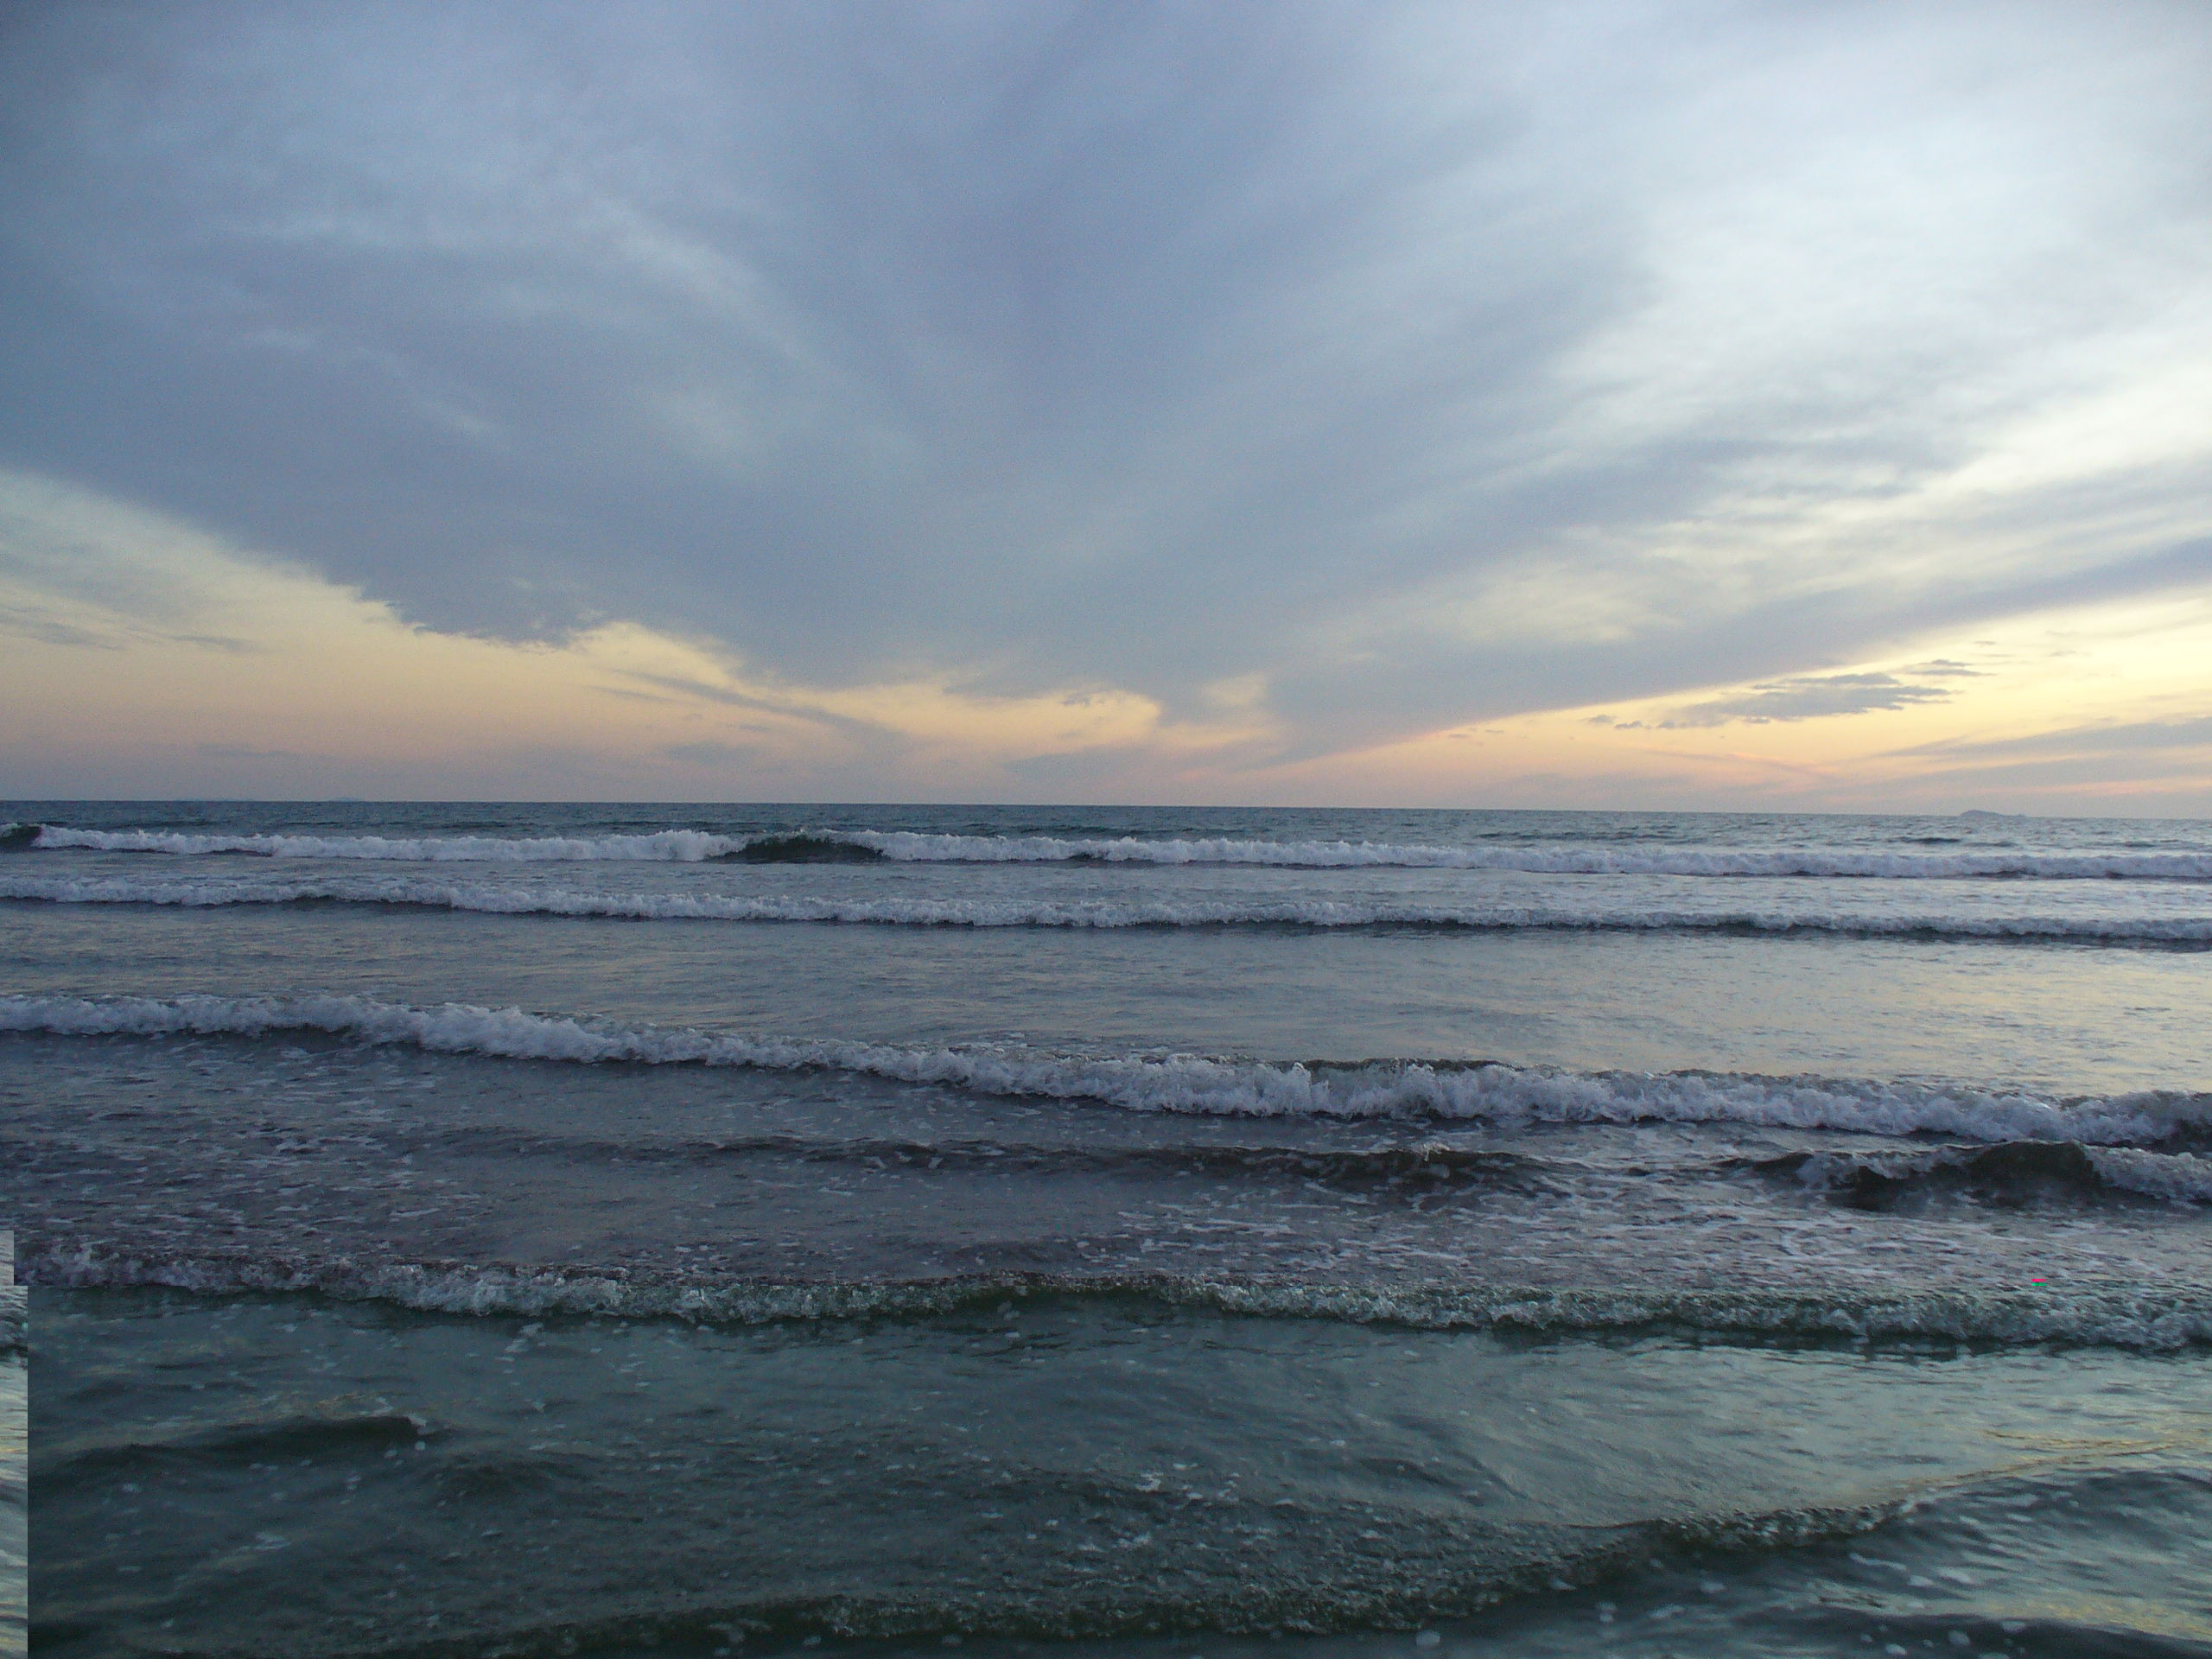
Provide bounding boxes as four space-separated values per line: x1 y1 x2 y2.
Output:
1897 714 2212 760
1636 671 1965 728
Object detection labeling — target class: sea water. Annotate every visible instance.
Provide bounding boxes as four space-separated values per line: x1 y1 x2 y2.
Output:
3 802 2209 1656
1 1230 20 1659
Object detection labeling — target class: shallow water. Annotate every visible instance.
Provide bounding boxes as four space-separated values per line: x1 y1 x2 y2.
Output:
2 1239 23 1659
6 802 2210 1656
32 1291 2212 1658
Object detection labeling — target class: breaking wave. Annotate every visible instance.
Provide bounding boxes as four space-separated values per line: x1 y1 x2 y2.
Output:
353 1125 2212 1204
25 1244 2212 1349
4 993 2203 1144
20 823 2212 880
4 873 2209 943
25 824 762 861
1762 1141 2212 1207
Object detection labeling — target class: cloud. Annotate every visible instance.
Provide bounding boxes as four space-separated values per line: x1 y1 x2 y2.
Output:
3 0 2211 780
1871 750 2212 795
195 742 302 761
612 671 885 740
1897 659 1987 679
0 604 121 650
1659 671 1961 728
1896 714 2212 761
658 740 763 766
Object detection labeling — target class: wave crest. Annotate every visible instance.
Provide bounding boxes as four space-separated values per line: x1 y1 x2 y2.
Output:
26 1244 2212 1349
25 824 2212 880
31 825 751 861
3 992 2202 1144
4 873 2209 943
1764 1141 2212 1207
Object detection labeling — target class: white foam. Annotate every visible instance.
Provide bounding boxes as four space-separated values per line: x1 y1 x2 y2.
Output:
23 1245 2212 1349
3 992 2201 1144
2086 1147 2212 1204
26 824 2212 880
850 831 2212 881
30 826 747 861
3 872 2209 942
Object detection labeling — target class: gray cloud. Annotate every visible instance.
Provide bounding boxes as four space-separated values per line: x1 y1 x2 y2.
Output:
1656 671 1961 728
4 0 2210 768
1896 714 2212 761
0 605 122 651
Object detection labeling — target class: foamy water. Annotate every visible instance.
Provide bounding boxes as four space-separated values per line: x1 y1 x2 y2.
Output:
25 818 2212 878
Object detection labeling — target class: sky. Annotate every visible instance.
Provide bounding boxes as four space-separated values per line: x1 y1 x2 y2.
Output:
3 0 2210 812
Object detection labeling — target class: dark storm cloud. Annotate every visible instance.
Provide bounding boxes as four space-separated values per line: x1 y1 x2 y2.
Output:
3 0 2209 760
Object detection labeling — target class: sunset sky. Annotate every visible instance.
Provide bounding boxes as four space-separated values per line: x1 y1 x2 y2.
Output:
4 1 2210 812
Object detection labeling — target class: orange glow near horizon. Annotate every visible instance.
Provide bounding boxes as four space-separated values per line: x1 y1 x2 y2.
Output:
3 470 2209 813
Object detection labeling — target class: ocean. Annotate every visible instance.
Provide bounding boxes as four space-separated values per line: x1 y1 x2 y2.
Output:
3 801 2209 1658
2 1228 19 1659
